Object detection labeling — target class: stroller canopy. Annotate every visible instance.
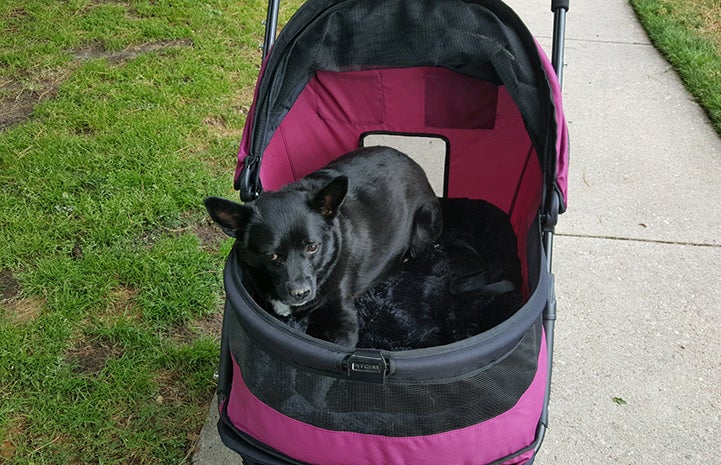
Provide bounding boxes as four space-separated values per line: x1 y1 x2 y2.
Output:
236 0 568 212
217 1 570 463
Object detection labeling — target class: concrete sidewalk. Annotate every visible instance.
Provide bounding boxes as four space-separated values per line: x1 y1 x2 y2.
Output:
194 1 721 463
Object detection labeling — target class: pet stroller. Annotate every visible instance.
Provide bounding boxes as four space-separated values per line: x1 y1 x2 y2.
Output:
216 0 570 463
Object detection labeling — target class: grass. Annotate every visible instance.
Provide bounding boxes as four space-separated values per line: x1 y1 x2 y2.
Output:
0 0 296 463
0 0 719 463
630 0 721 134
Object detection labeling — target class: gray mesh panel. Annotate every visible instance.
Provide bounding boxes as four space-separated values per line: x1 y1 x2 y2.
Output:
231 317 541 436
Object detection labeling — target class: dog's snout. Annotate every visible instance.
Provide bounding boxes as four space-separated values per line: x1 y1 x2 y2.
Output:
289 286 311 300
283 257 315 305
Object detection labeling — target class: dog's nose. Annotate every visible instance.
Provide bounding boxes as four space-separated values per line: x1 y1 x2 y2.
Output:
289 286 311 301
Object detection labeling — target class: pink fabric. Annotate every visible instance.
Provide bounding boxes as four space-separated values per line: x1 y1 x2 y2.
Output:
238 67 539 215
234 61 568 206
535 40 569 206
226 332 547 465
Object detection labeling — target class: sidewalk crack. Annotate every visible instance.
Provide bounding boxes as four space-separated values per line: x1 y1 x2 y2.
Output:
556 233 721 248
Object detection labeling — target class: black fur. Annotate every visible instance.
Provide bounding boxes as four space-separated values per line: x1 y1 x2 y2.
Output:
205 146 442 348
355 198 523 350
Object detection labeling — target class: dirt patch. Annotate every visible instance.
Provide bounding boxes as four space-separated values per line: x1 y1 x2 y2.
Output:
105 285 139 318
2 297 44 325
0 71 66 130
0 39 193 131
0 415 27 461
154 368 188 405
73 39 193 64
1 268 45 324
164 309 223 344
698 7 721 48
136 218 228 253
0 80 31 129
168 322 196 344
66 335 124 375
0 438 16 460
193 221 228 252
193 311 224 338
0 269 21 301
203 114 245 140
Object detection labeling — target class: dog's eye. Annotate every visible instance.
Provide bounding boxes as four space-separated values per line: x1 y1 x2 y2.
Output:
306 244 319 254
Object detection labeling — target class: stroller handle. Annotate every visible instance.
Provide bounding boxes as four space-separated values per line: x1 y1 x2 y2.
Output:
262 0 280 60
551 0 569 12
551 0 569 85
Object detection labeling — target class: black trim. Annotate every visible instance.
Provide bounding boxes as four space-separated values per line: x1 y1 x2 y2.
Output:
223 243 549 381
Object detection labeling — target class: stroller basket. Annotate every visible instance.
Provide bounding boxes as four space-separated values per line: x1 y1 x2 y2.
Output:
215 0 569 464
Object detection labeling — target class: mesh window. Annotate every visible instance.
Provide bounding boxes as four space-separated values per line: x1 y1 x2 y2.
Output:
230 316 541 437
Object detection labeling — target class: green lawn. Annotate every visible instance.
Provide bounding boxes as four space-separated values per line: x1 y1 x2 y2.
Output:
631 0 721 133
0 1 285 463
1 0 719 463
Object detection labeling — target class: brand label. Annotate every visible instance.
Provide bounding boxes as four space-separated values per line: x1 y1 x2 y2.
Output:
346 350 387 383
351 362 382 373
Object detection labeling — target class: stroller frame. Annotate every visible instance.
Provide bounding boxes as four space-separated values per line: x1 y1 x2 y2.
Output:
219 1 570 464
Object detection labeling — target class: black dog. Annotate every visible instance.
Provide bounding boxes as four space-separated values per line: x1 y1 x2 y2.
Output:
205 146 442 348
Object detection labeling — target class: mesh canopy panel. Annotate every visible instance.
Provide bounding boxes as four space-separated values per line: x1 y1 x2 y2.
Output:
248 0 554 175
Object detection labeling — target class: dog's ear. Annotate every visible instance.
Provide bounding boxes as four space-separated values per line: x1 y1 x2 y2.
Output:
203 197 252 238
312 176 348 218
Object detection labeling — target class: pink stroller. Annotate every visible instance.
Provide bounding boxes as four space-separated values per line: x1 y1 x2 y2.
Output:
215 0 569 463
